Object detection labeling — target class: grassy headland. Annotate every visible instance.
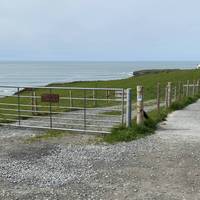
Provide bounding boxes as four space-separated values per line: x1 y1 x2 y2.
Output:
48 69 200 100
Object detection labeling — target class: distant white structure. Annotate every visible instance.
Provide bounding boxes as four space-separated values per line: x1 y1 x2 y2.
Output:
196 64 200 69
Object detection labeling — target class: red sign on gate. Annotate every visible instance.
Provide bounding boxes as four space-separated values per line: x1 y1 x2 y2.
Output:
41 94 60 103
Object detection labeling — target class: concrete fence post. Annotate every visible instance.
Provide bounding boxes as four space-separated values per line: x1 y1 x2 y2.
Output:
136 86 144 125
157 82 160 112
167 82 172 107
126 88 132 128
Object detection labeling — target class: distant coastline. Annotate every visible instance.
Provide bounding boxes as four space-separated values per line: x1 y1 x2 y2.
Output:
133 69 181 76
0 61 198 96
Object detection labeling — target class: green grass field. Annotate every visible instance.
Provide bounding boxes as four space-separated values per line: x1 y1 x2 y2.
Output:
48 69 200 100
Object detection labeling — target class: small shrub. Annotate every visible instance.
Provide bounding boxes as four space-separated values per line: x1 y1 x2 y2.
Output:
104 119 157 144
26 130 70 143
170 96 199 111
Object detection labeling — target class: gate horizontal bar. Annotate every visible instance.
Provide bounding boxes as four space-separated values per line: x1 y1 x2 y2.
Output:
18 120 114 128
0 123 111 134
0 108 122 118
0 85 124 91
0 102 122 111
11 95 123 102
0 113 121 123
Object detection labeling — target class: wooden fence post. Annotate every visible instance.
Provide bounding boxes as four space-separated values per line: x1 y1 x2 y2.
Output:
167 82 172 107
197 80 200 94
174 86 177 101
186 80 189 96
184 80 186 96
178 81 181 100
136 86 144 125
195 80 197 95
192 80 195 96
157 82 160 112
165 86 168 108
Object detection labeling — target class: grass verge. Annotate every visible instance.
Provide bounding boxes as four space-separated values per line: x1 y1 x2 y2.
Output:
103 95 200 143
26 129 104 144
26 130 70 143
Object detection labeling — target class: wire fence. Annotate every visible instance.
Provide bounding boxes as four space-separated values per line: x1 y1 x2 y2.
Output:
136 79 200 125
0 79 199 133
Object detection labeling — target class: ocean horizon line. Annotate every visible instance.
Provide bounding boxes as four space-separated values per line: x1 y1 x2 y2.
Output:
0 60 200 63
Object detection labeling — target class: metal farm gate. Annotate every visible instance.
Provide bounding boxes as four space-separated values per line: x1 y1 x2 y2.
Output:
0 86 132 134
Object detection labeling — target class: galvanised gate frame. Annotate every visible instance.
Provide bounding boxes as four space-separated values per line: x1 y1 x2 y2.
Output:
0 86 132 134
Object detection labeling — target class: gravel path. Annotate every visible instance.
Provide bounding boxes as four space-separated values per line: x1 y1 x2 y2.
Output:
0 101 200 199
9 99 163 133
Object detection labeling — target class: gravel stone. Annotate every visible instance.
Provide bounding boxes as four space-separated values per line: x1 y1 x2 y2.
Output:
0 101 200 199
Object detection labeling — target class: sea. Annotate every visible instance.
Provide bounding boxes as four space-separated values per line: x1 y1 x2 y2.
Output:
0 61 198 95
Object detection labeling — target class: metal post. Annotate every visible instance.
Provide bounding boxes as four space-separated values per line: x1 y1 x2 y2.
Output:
49 88 53 128
106 90 109 104
157 82 160 112
31 88 36 115
17 87 21 125
167 82 172 107
31 89 34 115
121 89 125 126
93 90 97 106
136 86 144 125
83 90 87 131
126 88 132 128
35 91 38 113
69 90 73 109
32 90 37 115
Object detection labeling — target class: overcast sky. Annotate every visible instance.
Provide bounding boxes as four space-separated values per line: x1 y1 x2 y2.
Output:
0 0 200 61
